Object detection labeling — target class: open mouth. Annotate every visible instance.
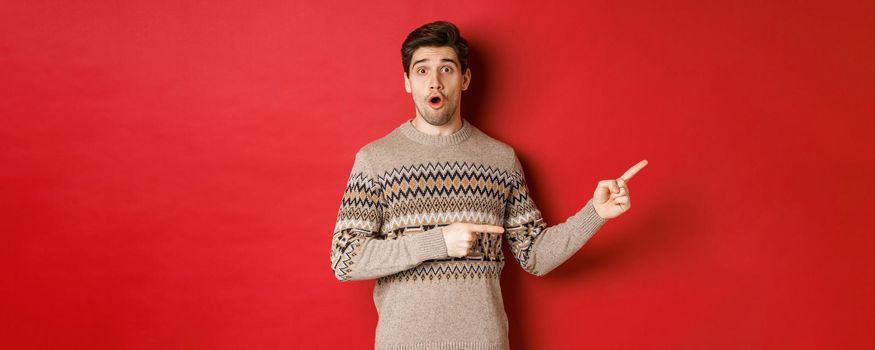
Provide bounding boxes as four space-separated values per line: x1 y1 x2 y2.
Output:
428 95 444 109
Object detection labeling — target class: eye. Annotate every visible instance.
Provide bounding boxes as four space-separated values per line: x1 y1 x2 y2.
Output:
417 67 426 74
441 66 453 73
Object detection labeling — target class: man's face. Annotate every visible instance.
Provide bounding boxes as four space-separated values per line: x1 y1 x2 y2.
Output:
404 46 471 126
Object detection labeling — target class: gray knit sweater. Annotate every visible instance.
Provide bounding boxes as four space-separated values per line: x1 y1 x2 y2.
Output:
330 118 607 350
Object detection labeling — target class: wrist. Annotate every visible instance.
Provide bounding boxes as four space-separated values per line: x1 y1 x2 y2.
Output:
591 200 611 220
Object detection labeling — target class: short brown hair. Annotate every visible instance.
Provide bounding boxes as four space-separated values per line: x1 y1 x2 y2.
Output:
401 21 469 76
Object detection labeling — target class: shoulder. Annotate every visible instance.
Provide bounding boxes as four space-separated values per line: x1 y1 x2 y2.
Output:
349 125 403 171
355 128 397 160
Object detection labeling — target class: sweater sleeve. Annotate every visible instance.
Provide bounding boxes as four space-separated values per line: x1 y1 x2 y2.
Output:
330 149 449 282
503 154 608 276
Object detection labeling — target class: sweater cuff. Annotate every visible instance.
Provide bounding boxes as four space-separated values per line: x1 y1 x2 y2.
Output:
409 227 449 262
569 198 608 235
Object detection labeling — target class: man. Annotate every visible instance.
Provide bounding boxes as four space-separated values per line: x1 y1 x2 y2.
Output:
330 21 647 350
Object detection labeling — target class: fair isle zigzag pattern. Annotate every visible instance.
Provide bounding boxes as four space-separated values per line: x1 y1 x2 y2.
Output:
377 161 537 232
330 227 370 281
377 260 504 284
380 161 513 201
334 172 382 233
332 160 546 281
331 171 380 281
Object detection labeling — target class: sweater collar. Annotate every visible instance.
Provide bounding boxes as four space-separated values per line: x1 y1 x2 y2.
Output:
399 118 474 146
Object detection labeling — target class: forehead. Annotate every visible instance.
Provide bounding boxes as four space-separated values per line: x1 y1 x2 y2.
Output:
410 46 459 66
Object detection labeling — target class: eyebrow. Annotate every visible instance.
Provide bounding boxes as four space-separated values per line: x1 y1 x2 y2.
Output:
412 58 459 68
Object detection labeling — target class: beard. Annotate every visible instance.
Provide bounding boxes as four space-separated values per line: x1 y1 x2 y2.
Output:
415 99 457 126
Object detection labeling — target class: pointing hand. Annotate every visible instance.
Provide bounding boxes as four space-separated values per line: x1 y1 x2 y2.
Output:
441 223 505 258
593 160 648 219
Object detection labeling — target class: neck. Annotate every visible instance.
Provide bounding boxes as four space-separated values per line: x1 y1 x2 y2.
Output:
411 115 463 136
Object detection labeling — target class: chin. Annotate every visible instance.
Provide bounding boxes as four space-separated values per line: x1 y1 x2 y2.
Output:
415 107 449 125
425 116 450 126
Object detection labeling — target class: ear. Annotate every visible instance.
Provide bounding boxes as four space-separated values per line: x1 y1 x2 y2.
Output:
404 72 412 93
461 68 471 91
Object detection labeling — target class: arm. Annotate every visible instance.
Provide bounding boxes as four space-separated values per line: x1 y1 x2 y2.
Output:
330 149 449 282
503 154 608 276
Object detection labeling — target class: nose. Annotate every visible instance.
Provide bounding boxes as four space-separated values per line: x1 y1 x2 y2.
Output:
428 72 443 91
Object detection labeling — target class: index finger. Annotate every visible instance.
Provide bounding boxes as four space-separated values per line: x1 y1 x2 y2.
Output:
471 224 506 234
619 159 648 181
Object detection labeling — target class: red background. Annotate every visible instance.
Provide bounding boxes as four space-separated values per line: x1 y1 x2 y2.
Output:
2 1 873 349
